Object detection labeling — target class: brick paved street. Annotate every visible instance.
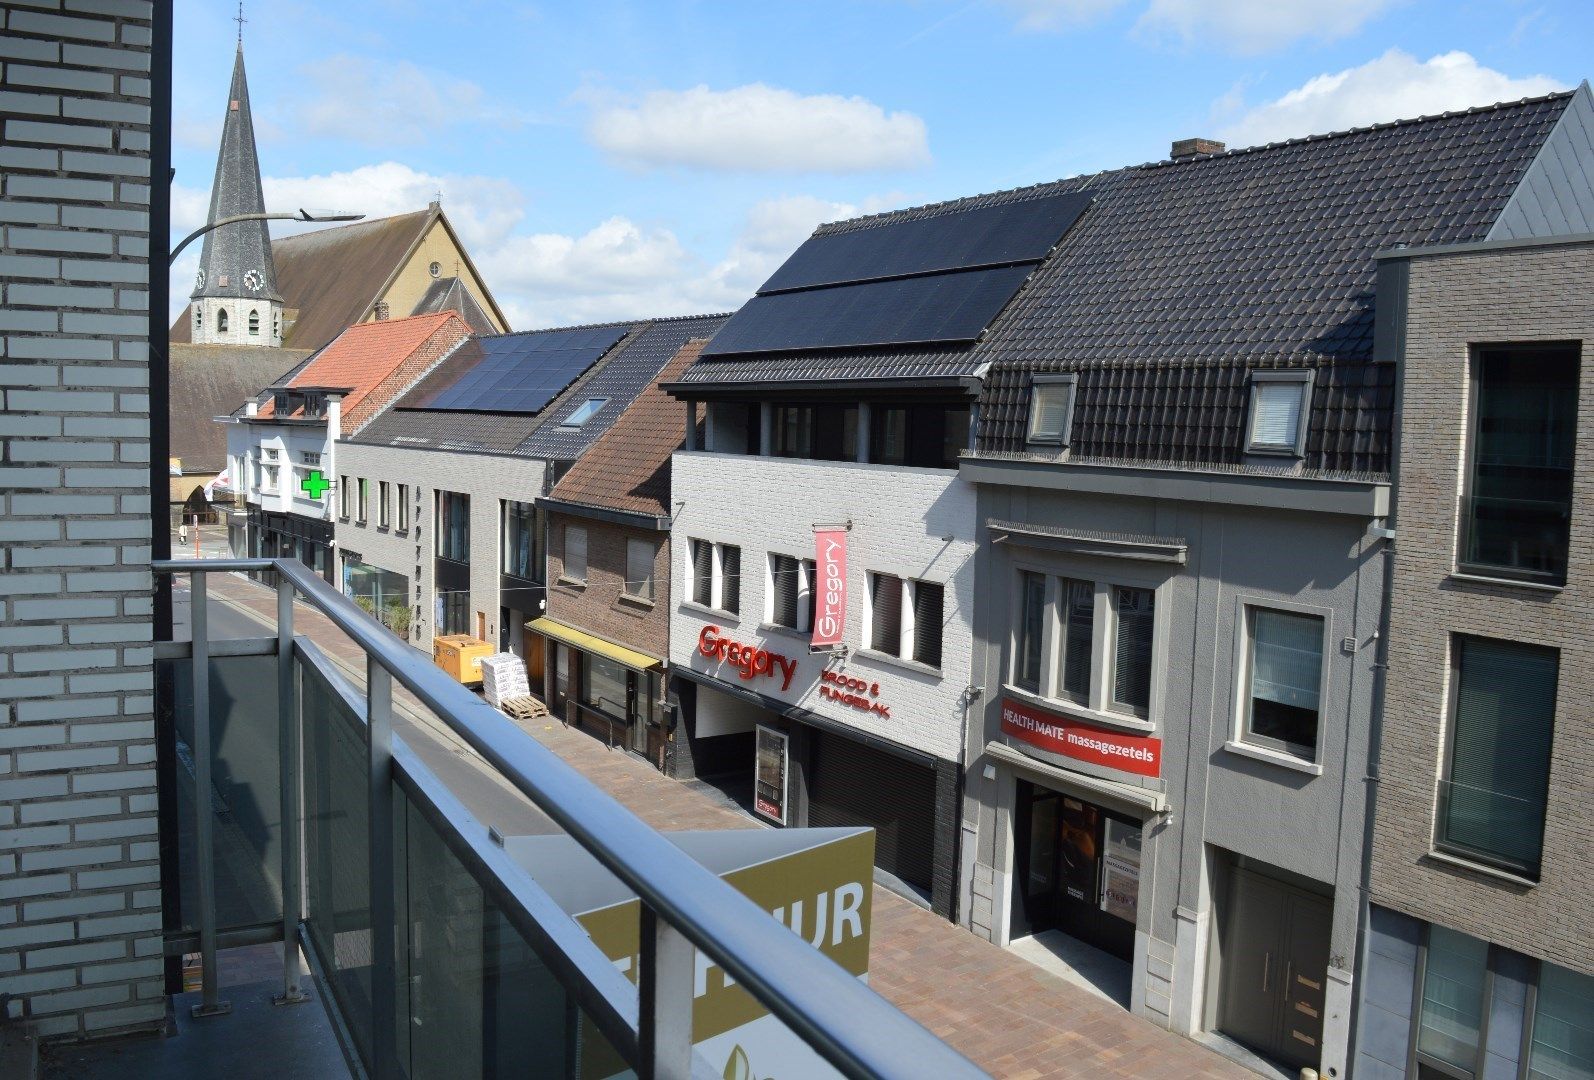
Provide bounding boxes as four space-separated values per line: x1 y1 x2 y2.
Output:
205 569 1250 1079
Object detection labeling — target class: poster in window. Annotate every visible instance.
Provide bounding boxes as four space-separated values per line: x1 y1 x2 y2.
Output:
1057 797 1099 903
754 725 789 825
1100 817 1142 923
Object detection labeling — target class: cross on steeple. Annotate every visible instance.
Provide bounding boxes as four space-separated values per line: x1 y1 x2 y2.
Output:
235 2 246 44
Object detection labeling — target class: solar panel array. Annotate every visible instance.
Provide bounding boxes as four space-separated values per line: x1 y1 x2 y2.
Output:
703 191 1093 357
758 191 1094 294
401 325 628 413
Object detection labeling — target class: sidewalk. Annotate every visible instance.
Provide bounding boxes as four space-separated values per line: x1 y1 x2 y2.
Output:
205 571 1250 1079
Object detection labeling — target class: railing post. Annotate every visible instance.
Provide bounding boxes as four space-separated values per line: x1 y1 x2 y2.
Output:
368 659 398 1079
189 573 231 1018
638 903 694 1080
274 577 307 1006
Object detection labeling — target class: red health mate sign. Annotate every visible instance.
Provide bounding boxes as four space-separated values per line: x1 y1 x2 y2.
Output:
1000 697 1162 778
811 527 847 649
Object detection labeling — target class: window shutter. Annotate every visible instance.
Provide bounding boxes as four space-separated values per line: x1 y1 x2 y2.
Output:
1112 587 1154 714
800 560 816 633
912 581 943 667
1250 382 1303 449
1250 609 1323 711
692 540 712 606
871 574 902 655
720 545 740 614
772 554 798 627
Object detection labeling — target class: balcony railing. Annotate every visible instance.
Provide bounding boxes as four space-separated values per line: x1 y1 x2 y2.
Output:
153 557 982 1079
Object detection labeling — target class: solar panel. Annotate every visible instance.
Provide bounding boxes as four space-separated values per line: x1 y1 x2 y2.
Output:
757 191 1093 294
400 325 628 413
701 266 1033 356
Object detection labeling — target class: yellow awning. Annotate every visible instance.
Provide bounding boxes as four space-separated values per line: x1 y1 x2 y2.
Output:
526 617 663 673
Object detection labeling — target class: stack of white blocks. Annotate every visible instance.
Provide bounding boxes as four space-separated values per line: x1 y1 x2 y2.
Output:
479 653 529 708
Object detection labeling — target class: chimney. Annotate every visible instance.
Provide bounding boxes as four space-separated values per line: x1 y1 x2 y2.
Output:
1170 137 1225 160
245 400 257 417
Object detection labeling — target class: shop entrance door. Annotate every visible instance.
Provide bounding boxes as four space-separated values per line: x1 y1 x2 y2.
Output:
1014 781 1139 961
1215 865 1332 1072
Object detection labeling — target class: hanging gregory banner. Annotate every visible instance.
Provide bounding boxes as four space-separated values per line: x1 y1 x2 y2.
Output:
812 525 848 651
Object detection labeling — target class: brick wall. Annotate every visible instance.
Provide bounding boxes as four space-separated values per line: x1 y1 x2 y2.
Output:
1371 237 1594 975
0 0 165 1039
546 512 670 661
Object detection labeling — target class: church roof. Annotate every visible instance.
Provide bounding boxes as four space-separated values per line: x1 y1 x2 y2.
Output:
411 276 497 334
190 46 281 306
171 343 312 472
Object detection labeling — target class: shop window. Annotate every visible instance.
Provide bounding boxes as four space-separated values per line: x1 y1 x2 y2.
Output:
1437 635 1557 879
1026 376 1077 446
1529 963 1594 1080
248 309 260 335
1415 926 1489 1077
768 553 814 632
356 478 369 523
339 474 350 518
563 525 587 583
1240 607 1325 761
869 403 971 469
1012 572 1158 720
1459 345 1577 584
580 654 631 722
378 481 390 527
439 589 469 636
1245 371 1313 456
502 500 542 580
867 573 944 669
772 404 857 462
437 490 469 562
397 484 410 532
626 538 656 601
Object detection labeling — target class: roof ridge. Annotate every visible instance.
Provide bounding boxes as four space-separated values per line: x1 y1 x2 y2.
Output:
271 208 431 247
346 309 459 331
811 90 1574 235
488 310 733 340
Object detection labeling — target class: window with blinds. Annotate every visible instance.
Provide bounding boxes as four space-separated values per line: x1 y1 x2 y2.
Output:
770 554 805 630
912 581 943 668
690 539 713 606
1060 578 1093 703
1111 587 1154 717
870 574 903 655
1437 635 1557 878
1026 377 1076 445
720 545 740 614
397 484 409 532
1243 607 1324 760
625 539 655 600
564 525 587 582
1016 571 1045 693
1247 378 1309 454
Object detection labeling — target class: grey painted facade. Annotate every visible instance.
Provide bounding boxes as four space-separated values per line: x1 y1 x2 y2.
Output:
961 462 1389 1079
0 0 167 1040
1355 236 1594 1080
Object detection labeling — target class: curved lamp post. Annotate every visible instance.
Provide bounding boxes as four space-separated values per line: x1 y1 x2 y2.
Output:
169 208 364 265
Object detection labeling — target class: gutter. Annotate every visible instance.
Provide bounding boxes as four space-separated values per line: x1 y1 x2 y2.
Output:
536 495 670 533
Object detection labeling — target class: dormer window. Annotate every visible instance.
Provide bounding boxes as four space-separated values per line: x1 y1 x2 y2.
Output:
1026 374 1077 446
1246 371 1314 457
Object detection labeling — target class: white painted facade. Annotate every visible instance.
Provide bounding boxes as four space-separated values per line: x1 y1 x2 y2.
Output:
219 398 339 522
669 451 977 765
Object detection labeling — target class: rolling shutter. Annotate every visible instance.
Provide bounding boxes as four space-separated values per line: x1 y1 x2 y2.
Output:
691 540 712 606
808 734 936 892
911 581 943 668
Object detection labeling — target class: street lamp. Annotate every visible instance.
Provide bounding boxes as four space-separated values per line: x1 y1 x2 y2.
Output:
169 208 364 265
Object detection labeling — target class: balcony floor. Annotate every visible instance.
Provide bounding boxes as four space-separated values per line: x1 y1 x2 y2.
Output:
42 944 349 1080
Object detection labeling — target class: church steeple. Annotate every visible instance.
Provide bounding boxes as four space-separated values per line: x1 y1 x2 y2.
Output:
190 41 283 346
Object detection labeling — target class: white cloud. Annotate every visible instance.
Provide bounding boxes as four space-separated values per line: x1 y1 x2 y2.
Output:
1135 0 1397 53
584 83 929 173
997 0 1129 31
287 55 525 146
1218 50 1567 149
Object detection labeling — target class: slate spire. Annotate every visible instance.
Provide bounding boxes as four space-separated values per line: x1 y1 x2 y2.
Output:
190 43 283 318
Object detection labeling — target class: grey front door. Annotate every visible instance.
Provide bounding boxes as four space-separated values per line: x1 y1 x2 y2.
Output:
1216 866 1333 1071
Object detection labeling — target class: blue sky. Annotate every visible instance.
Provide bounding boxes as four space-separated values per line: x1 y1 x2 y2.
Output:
170 0 1591 329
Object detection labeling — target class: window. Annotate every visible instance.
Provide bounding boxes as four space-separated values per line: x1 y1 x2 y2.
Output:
768 553 814 632
299 451 320 466
263 447 279 461
866 574 945 669
1246 372 1312 455
1529 963 1594 1080
1415 926 1489 1077
437 491 470 562
626 538 656 601
1027 376 1077 446
690 539 713 607
373 300 389 321
502 501 542 580
561 398 608 428
869 574 903 654
356 478 369 523
581 654 631 722
217 308 228 333
773 404 857 462
396 484 409 531
439 589 469 636
248 309 259 335
1013 573 1157 720
911 580 943 668
378 481 390 527
1437 635 1557 878
194 308 202 334
869 403 971 469
1241 607 1325 761
260 464 278 493
706 402 758 455
339 474 350 517
428 260 442 278
719 544 740 614
1459 346 1577 584
272 311 281 339
563 525 587 582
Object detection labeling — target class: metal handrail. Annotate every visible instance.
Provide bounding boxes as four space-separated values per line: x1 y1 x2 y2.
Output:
157 557 985 1080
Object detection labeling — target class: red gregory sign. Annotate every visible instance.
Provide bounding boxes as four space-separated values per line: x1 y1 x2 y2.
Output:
811 527 847 650
1000 697 1162 778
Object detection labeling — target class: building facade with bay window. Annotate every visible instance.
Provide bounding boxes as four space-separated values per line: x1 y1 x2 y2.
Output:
1355 234 1594 1080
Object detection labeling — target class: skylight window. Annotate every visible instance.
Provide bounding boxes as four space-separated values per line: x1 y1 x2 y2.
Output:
1246 372 1314 457
1026 375 1077 446
561 398 608 428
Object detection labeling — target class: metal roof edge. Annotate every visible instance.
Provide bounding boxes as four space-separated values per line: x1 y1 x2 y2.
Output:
536 496 669 532
1375 230 1594 261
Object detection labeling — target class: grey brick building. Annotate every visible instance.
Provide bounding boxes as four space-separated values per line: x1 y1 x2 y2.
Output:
1355 234 1594 1080
0 0 168 1040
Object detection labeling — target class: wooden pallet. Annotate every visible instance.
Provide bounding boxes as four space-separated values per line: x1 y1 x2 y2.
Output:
499 695 548 721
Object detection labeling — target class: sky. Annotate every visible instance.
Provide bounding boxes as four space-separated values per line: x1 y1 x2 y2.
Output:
169 0 1592 330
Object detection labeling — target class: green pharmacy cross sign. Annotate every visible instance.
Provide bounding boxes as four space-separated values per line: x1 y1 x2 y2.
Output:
300 469 330 499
